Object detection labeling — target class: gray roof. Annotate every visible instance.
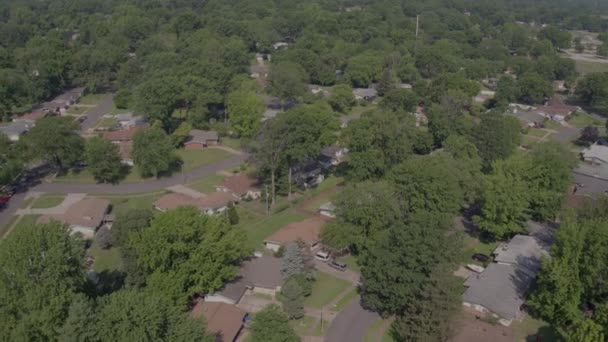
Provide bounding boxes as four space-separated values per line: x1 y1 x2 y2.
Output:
263 109 281 120
321 145 343 158
187 129 218 143
573 169 608 195
216 256 282 302
582 144 608 164
493 235 549 274
0 121 33 137
505 109 545 124
352 88 378 98
463 263 533 320
319 202 336 212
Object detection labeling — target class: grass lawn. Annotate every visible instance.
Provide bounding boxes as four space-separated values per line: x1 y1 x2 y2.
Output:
31 194 66 209
177 148 233 172
0 215 19 238
544 120 562 130
382 331 396 342
221 137 242 150
313 319 330 336
364 318 384 342
13 214 40 231
459 233 498 266
20 197 34 209
337 254 361 273
521 135 539 148
103 192 165 214
568 111 604 128
304 271 351 309
188 173 225 193
66 106 89 115
235 207 307 250
574 59 608 75
79 94 107 105
88 242 122 272
54 167 147 184
513 316 560 341
108 103 134 115
331 287 357 312
290 316 317 336
304 193 336 212
526 128 549 138
95 117 117 129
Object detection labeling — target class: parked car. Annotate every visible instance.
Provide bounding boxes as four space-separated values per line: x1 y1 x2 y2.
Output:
329 260 347 271
472 253 490 262
0 193 12 207
315 251 330 262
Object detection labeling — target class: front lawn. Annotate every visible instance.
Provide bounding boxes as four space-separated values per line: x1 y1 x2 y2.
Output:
568 111 603 128
220 137 243 150
54 167 146 184
332 287 357 312
188 174 226 193
31 194 66 209
176 148 233 172
103 192 165 214
67 106 89 115
290 316 317 336
304 271 351 309
364 318 384 342
526 128 549 138
88 242 122 272
235 207 307 251
13 214 40 231
521 135 539 149
79 93 107 105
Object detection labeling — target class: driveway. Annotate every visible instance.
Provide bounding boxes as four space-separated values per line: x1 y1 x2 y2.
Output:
79 94 114 131
324 296 379 342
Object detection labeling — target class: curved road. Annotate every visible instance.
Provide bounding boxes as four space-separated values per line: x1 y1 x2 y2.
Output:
324 296 379 342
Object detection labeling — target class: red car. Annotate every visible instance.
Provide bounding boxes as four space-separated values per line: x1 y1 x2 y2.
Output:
0 194 11 207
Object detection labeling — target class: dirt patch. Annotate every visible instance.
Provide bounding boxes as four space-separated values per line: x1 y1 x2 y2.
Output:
449 309 514 342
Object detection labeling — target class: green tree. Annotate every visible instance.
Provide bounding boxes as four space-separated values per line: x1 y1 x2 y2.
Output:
574 37 585 53
23 116 84 169
380 89 418 113
58 295 97 342
0 222 85 340
226 90 264 138
328 84 355 113
0 134 24 187
226 202 239 225
538 26 572 50
268 62 307 101
114 89 132 109
495 76 520 105
280 277 304 319
518 73 553 104
376 68 394 96
576 72 608 108
85 137 123 183
566 319 605 342
474 113 521 165
345 52 384 88
252 118 289 208
474 158 530 239
130 207 249 304
95 290 211 342
171 121 192 147
599 44 608 58
250 305 299 342
132 126 179 178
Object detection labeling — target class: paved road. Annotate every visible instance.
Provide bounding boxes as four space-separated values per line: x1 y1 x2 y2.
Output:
79 94 114 130
324 296 379 342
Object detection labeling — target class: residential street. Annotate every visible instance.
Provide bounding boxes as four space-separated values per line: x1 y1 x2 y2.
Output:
79 94 114 131
324 297 379 342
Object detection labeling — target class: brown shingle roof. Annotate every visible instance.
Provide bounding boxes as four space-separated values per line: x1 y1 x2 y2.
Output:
103 124 148 142
14 111 46 122
196 192 234 210
191 301 246 342
117 141 132 161
265 217 325 246
37 198 110 229
186 130 219 144
216 256 282 302
216 174 259 197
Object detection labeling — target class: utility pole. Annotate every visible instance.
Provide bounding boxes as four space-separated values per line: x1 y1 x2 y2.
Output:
414 14 420 56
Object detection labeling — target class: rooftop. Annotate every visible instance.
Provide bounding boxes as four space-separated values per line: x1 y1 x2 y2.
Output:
216 256 282 302
191 301 246 342
493 235 549 274
321 145 343 158
154 192 234 212
187 130 219 143
216 174 259 196
582 143 608 164
352 88 378 98
537 99 578 116
0 121 33 137
103 124 148 142
265 217 325 246
37 198 110 229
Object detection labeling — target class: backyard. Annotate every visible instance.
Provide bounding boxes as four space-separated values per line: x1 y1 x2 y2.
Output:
235 207 307 251
79 93 107 105
88 241 122 272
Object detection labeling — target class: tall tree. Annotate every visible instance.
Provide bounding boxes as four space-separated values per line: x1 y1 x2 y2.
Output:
473 112 521 165
250 305 299 342
252 118 289 208
130 207 249 304
328 84 355 113
132 126 179 178
85 137 123 183
280 278 304 319
268 62 307 101
226 90 264 138
0 222 85 341
23 116 84 170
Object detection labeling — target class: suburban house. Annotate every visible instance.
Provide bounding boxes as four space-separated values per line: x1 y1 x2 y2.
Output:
293 160 325 188
249 64 269 79
41 87 86 114
553 80 567 92
320 145 348 168
262 109 281 122
117 141 134 166
481 77 499 90
272 42 289 50
191 300 247 342
37 198 112 239
463 234 550 326
473 90 496 103
319 202 336 218
153 192 235 215
215 174 261 200
414 105 428 127
352 88 378 102
205 256 282 305
103 124 149 142
12 110 47 123
264 217 325 252
506 104 546 128
536 99 579 122
582 143 608 165
395 83 413 89
572 143 608 195
0 121 34 142
185 129 219 149
114 112 147 129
